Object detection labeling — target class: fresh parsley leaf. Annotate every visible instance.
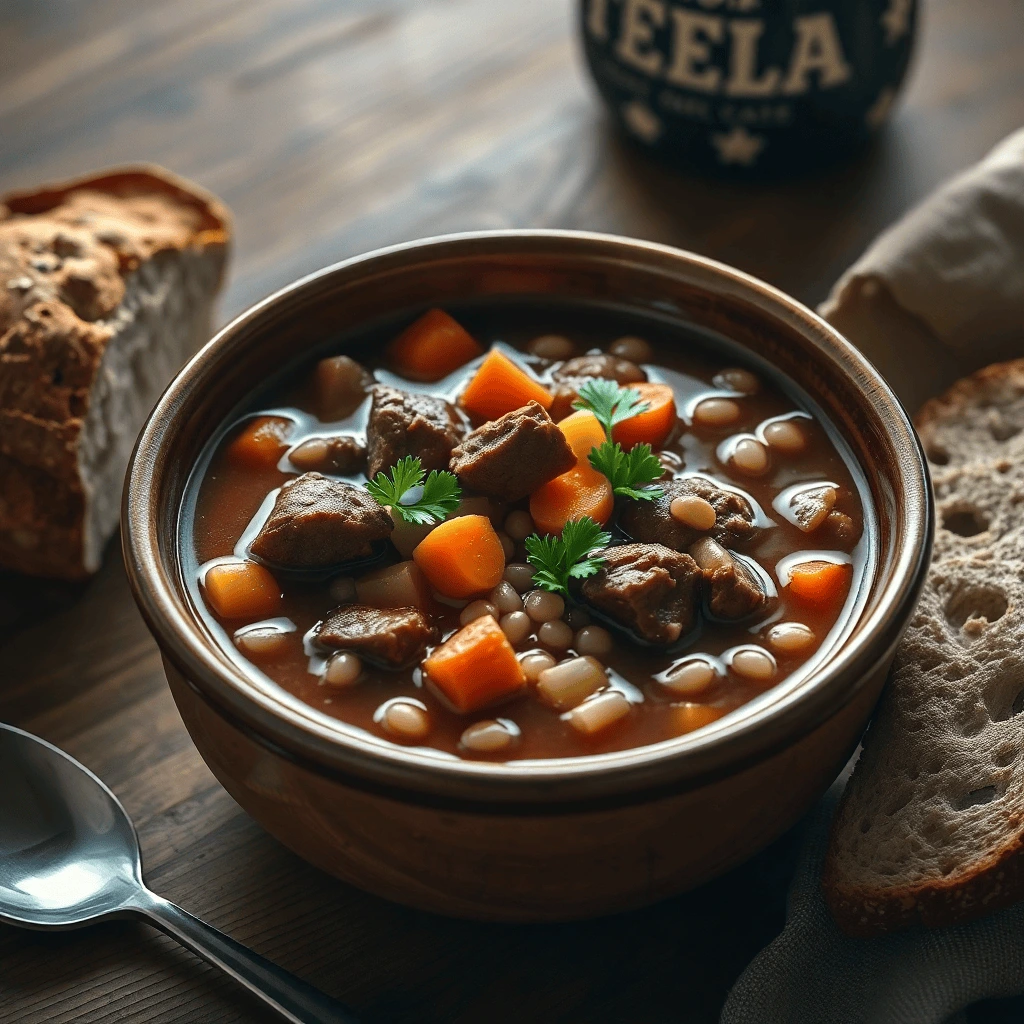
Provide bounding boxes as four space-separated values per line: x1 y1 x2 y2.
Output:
588 441 665 501
524 516 612 598
366 456 461 525
414 470 463 524
366 455 423 507
572 379 650 438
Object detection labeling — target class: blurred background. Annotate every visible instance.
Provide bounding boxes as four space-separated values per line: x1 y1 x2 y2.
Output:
4 2 1024 1022
3 0 1023 325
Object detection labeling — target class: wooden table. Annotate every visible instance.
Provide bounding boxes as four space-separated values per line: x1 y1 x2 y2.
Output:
3 2 1024 1021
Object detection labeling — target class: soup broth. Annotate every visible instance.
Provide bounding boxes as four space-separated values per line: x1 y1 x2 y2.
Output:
186 302 870 761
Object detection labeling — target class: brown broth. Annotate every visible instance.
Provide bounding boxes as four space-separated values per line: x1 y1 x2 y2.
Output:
185 303 870 762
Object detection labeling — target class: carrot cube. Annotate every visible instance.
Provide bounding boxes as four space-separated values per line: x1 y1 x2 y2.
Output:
786 560 852 607
612 382 677 450
203 560 282 620
424 615 526 713
528 409 613 534
387 308 483 382
226 416 292 471
460 349 552 421
669 702 727 735
556 410 607 460
530 465 613 535
412 515 506 598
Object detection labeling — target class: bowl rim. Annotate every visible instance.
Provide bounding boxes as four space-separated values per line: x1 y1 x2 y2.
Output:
123 228 932 808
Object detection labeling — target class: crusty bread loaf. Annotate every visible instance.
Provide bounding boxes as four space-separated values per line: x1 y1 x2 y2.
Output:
0 166 229 579
823 358 1024 936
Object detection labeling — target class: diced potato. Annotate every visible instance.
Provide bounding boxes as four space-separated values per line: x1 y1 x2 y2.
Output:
454 495 497 520
389 514 436 559
536 656 605 710
355 561 433 611
314 355 370 420
566 690 631 736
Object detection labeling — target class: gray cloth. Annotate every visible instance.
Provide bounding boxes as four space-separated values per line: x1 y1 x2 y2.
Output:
723 128 1024 1023
721 779 1024 1024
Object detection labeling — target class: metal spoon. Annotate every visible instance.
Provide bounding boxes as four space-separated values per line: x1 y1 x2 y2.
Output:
0 723 358 1024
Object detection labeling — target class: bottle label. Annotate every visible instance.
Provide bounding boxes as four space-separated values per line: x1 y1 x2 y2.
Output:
581 0 916 171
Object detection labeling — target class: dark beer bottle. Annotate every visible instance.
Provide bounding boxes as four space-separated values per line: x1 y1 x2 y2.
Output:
580 0 918 176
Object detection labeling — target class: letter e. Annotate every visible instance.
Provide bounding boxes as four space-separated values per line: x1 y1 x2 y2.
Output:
665 9 724 93
616 0 666 75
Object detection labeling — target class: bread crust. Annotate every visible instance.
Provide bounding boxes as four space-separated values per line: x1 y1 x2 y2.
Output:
0 165 230 579
823 806 1024 938
824 357 1024 936
915 357 1024 452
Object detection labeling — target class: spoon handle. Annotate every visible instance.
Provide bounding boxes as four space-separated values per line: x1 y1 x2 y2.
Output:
132 890 359 1024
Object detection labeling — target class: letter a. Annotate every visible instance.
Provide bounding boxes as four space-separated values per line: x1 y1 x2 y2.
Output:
781 13 852 96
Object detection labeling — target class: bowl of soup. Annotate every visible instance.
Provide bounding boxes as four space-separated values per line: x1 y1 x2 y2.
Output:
123 230 931 920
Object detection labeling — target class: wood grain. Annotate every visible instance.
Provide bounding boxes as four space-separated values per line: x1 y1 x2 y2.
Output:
3 0 1024 1020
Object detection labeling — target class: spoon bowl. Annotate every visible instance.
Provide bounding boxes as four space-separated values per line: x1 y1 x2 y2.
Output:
0 724 141 929
0 723 357 1024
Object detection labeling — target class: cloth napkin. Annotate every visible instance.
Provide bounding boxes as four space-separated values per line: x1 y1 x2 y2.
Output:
821 126 1024 412
722 773 1024 1024
722 128 1024 1023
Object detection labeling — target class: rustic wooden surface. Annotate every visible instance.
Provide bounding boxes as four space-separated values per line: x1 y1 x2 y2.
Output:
3 1 1024 1021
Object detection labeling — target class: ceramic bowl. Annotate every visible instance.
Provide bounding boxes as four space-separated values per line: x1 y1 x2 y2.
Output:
123 230 931 921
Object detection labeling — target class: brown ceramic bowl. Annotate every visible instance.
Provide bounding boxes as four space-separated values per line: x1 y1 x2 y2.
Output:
123 230 931 921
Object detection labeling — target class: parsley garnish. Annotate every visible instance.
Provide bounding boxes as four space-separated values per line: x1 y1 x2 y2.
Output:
366 456 461 525
524 516 612 598
588 441 664 501
572 379 650 439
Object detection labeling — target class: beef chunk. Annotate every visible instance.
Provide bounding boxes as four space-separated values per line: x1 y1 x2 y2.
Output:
552 354 647 385
688 538 768 620
249 472 393 569
621 477 758 551
449 401 576 501
289 435 366 475
705 561 767 620
820 510 861 547
315 604 438 668
550 354 648 420
580 543 701 645
366 385 463 479
778 484 862 546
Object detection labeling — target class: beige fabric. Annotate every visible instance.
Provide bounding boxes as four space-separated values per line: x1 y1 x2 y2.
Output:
820 128 1024 411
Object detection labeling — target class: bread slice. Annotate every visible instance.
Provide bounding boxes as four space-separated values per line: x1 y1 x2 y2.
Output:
0 166 229 579
823 358 1024 935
